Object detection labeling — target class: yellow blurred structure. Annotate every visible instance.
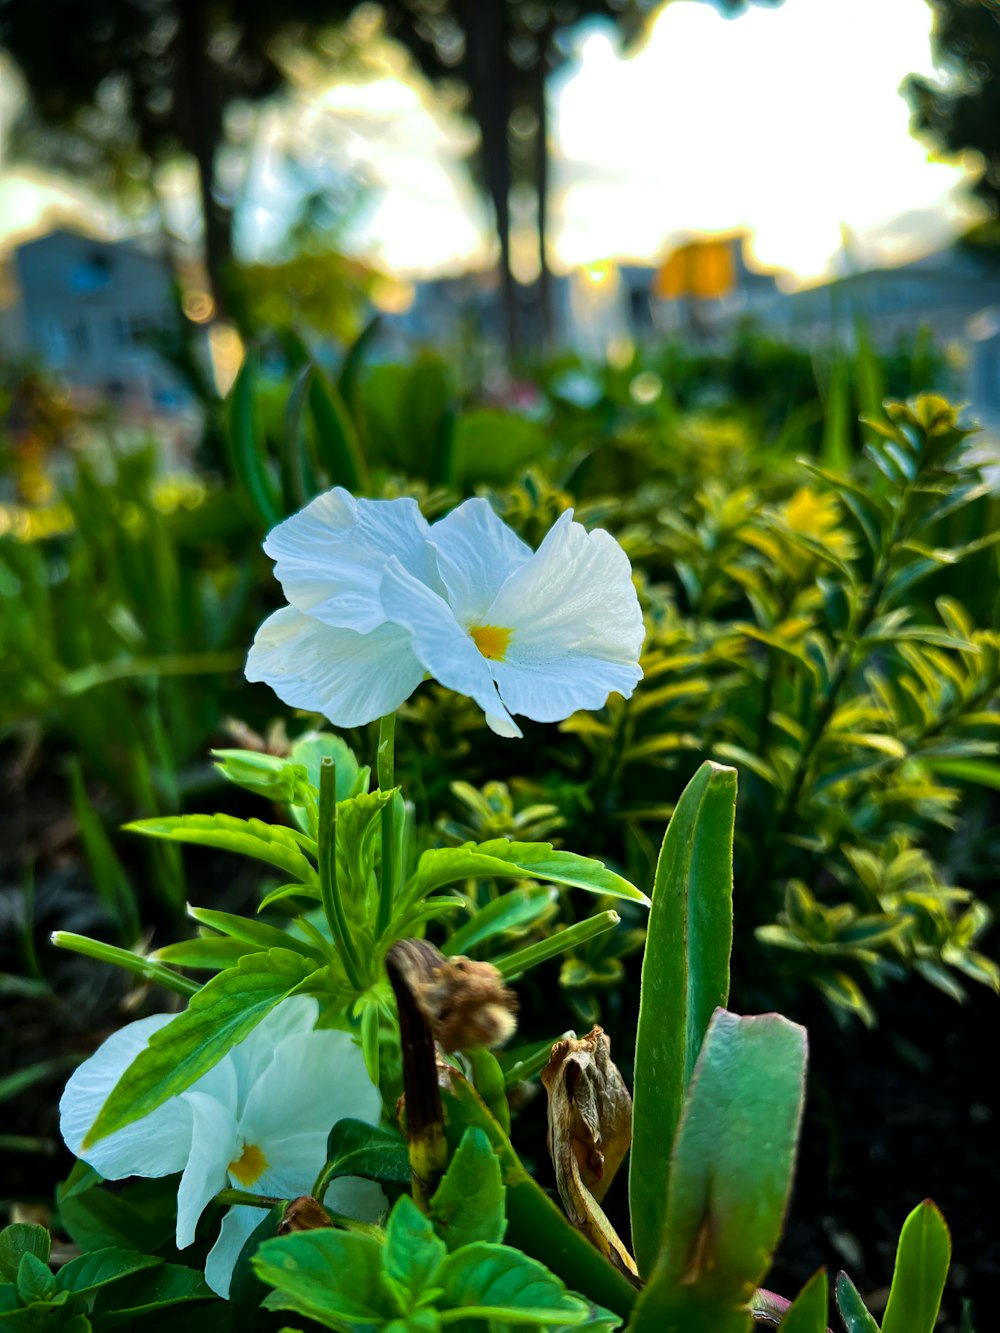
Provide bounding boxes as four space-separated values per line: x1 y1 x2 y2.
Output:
654 237 736 301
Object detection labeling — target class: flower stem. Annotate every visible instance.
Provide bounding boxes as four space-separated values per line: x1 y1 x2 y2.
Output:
318 757 364 992
50 931 199 997
494 910 621 979
375 712 397 940
215 1188 283 1209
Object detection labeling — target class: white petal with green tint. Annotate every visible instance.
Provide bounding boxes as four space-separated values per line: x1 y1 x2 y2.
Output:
246 606 425 727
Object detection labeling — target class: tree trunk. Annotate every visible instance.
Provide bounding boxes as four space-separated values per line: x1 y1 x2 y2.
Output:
460 0 517 355
172 0 234 324
529 38 554 351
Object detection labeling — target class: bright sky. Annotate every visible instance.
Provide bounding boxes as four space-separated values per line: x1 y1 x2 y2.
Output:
0 0 981 285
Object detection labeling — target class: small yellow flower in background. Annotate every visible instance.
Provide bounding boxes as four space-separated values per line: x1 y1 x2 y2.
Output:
60 997 382 1298
246 490 645 738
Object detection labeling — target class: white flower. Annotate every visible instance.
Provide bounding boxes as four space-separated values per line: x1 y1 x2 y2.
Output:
246 490 644 738
60 997 383 1298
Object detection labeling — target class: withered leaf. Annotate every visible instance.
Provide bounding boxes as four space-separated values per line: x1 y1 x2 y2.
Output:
541 1025 638 1280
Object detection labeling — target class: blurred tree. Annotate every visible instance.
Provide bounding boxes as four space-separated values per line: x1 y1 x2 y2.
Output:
905 0 1000 216
382 0 780 354
0 0 354 321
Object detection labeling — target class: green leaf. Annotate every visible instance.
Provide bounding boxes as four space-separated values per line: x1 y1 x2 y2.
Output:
0 1226 50 1283
125 814 318 887
437 1243 615 1326
230 1204 287 1325
629 1009 807 1333
154 936 259 970
84 950 321 1145
55 1249 161 1295
255 1231 394 1327
834 1272 880 1333
290 733 367 802
629 761 737 1277
91 1264 214 1324
385 1197 447 1302
778 1270 830 1333
408 842 648 908
321 1119 412 1192
16 1252 55 1304
56 1177 177 1255
430 1127 506 1251
923 759 1000 791
212 750 310 804
308 364 367 492
185 905 323 961
443 885 558 957
880 1200 951 1333
438 1068 637 1320
227 349 280 527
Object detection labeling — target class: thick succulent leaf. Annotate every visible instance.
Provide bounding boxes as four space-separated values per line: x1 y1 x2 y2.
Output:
630 761 736 1276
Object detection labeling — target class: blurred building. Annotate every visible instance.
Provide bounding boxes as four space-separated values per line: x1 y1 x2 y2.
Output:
11 229 188 415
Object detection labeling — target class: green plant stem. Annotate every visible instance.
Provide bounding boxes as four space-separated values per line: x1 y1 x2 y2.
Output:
495 910 620 979
318 758 364 992
376 712 396 939
215 1188 284 1209
51 931 199 996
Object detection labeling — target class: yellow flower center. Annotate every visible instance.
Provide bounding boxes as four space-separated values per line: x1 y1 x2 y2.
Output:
469 624 512 661
228 1142 269 1187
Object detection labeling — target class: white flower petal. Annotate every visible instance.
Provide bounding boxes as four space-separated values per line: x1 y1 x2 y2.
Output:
380 558 520 736
429 498 531 623
245 606 425 727
483 510 644 721
175 1092 239 1250
227 996 320 1113
204 1206 262 1299
238 1029 381 1154
264 489 439 632
60 1015 193 1179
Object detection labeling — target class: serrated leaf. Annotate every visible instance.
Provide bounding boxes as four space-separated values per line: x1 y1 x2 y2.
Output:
126 815 318 886
880 1200 951 1333
0 1225 50 1283
255 1231 393 1327
384 1196 446 1301
84 950 321 1145
630 761 736 1277
430 1127 506 1250
437 1242 611 1325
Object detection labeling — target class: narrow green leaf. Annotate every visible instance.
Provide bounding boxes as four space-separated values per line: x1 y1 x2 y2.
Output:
629 1009 808 1333
778 1270 830 1333
834 1271 881 1333
494 911 620 979
185 905 323 961
880 1200 951 1333
308 365 367 492
443 884 558 956
154 936 258 970
629 761 737 1277
227 350 280 527
924 759 1000 791
51 932 199 998
408 841 648 908
83 950 321 1145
